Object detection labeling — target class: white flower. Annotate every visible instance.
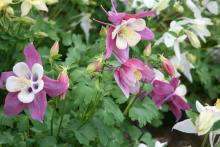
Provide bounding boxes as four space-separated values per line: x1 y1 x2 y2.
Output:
202 0 218 15
169 21 183 34
6 62 44 103
138 140 167 147
179 0 213 43
173 100 220 147
21 0 48 16
184 29 201 48
0 0 12 10
156 32 186 60
170 52 195 82
112 18 146 49
131 0 170 12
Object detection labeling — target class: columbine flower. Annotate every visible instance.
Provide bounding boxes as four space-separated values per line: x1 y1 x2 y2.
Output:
21 0 48 16
170 52 195 82
173 100 220 147
104 7 155 63
57 69 69 100
114 58 155 98
150 77 190 120
155 32 186 60
0 43 68 122
202 0 218 15
178 0 213 43
160 55 175 77
0 0 12 10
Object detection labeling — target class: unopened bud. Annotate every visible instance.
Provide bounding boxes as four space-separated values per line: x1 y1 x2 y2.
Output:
187 53 197 64
100 26 107 37
5 6 14 15
144 43 151 56
87 61 103 73
174 1 184 13
185 30 201 49
58 70 69 100
34 32 48 38
44 0 58 5
50 41 59 57
160 55 175 77
19 16 36 24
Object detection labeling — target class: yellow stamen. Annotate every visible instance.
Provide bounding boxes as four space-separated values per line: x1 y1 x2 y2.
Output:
134 70 142 81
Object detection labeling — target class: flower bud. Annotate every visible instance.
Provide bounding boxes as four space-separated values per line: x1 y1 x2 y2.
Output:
5 6 14 15
195 110 215 135
215 99 220 108
100 26 107 38
58 70 69 100
143 43 151 56
44 0 58 5
34 32 48 38
160 55 175 77
187 53 197 64
185 30 201 49
50 41 59 57
174 1 184 13
87 61 103 73
19 16 36 24
0 0 12 11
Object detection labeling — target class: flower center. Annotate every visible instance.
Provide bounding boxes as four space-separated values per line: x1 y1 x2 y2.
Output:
134 70 142 81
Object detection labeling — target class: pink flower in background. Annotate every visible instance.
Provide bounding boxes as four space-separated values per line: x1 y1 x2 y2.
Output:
150 77 190 120
160 55 175 77
57 70 69 100
114 58 155 98
0 43 68 122
104 6 155 63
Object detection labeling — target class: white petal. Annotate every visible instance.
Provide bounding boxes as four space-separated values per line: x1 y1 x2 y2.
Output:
209 132 214 147
128 18 146 31
18 88 35 103
13 62 30 78
155 140 167 147
172 119 197 134
207 1 218 15
31 63 44 82
138 143 148 147
196 101 205 113
6 76 26 92
112 25 123 39
177 35 187 42
186 0 202 18
173 42 181 60
164 33 175 47
116 35 128 49
32 80 44 94
153 69 165 81
34 0 48 12
21 1 32 16
125 29 141 47
175 84 187 97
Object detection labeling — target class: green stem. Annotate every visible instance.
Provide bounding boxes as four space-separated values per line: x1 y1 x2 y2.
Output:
123 95 137 116
201 133 209 147
56 99 66 138
50 110 55 136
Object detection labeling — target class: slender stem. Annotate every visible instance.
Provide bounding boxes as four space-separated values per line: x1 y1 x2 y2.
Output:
123 95 137 116
201 133 209 147
50 110 55 136
56 99 66 138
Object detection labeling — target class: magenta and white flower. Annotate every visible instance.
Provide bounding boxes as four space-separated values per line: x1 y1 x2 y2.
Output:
114 58 155 98
0 43 68 122
105 8 155 63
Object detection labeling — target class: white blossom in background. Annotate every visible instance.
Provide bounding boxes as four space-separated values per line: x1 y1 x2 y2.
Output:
155 32 186 60
170 52 195 82
173 100 220 147
21 0 48 16
130 0 170 13
80 13 92 43
202 0 218 15
138 140 167 147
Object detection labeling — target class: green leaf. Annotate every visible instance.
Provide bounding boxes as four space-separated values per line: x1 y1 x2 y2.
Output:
62 31 72 46
98 98 124 125
0 132 14 145
186 111 198 123
142 84 153 94
140 132 155 147
129 98 160 127
111 86 128 104
37 136 57 147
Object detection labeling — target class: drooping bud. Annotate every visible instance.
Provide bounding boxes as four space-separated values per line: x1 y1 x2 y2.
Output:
87 61 103 73
187 53 197 64
143 43 152 56
50 41 59 57
160 55 175 77
34 32 48 38
100 26 107 38
185 30 201 49
5 6 14 16
44 0 58 5
174 1 184 13
57 69 69 100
